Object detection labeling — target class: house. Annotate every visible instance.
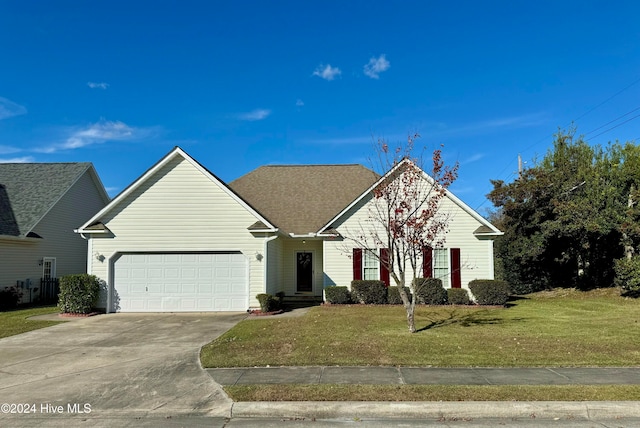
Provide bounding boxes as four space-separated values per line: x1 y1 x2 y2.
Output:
0 163 110 303
77 147 502 313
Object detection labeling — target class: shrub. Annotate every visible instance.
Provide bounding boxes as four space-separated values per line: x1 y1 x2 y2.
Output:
0 286 23 310
58 274 100 314
324 286 352 304
414 278 447 305
256 293 280 312
469 279 510 306
447 288 470 305
614 257 640 293
350 280 387 304
508 282 537 295
387 286 412 304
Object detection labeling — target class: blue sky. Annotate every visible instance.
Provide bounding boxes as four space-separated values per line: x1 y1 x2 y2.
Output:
2 1 640 214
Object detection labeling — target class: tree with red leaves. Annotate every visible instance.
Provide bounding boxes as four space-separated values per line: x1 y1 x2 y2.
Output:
344 134 458 333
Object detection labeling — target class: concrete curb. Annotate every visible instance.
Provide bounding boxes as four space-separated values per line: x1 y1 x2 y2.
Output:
231 401 640 420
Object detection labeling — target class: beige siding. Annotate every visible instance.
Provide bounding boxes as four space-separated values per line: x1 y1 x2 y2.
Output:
323 191 496 291
0 170 107 301
265 237 282 295
88 156 267 310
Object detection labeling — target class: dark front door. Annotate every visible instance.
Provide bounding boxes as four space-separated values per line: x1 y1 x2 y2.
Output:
296 252 313 292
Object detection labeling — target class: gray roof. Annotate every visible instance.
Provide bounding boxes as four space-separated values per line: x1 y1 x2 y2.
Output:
0 163 92 237
229 164 379 235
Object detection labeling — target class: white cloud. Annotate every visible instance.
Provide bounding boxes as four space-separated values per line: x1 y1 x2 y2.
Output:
0 97 27 120
363 54 390 79
238 109 271 121
313 64 342 81
296 99 304 107
461 153 485 165
0 156 34 163
87 82 109 89
36 119 152 153
0 145 21 155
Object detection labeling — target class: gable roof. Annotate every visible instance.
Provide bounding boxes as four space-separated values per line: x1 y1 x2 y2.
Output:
0 163 107 238
318 158 503 237
229 165 380 235
77 146 277 233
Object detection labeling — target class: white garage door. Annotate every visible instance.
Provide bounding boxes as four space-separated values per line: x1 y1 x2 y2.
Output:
113 253 248 312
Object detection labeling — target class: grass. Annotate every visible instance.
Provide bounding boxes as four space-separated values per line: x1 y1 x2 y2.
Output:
0 306 62 339
224 384 640 402
201 287 640 368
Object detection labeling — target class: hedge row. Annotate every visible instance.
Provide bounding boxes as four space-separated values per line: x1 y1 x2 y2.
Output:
324 279 510 306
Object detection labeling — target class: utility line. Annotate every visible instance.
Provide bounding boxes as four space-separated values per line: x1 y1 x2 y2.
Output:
584 105 640 136
475 75 640 211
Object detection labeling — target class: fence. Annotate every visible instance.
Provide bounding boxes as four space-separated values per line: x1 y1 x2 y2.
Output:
40 278 59 304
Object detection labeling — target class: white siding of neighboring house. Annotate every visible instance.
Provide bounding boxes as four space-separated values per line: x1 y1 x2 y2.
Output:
88 156 267 310
323 191 496 291
0 170 107 301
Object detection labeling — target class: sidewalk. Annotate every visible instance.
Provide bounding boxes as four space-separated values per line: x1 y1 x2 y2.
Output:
207 366 640 385
207 366 640 421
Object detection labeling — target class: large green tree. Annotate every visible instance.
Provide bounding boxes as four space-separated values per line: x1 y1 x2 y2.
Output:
489 130 640 292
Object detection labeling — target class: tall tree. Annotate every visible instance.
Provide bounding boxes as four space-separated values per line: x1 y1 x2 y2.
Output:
342 135 458 333
489 130 640 291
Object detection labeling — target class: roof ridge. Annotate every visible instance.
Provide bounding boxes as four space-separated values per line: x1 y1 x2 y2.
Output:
258 164 366 167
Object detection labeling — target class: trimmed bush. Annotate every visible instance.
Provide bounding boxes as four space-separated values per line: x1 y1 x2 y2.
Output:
614 256 640 293
387 286 412 304
324 286 352 304
447 288 470 305
469 279 510 306
350 280 387 304
414 278 447 305
58 274 100 314
0 286 23 310
256 293 280 312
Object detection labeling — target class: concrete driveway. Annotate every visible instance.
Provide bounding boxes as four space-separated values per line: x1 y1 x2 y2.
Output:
0 312 246 422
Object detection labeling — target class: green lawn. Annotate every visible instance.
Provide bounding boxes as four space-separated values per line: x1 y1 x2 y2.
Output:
201 288 640 368
0 306 62 339
225 384 640 402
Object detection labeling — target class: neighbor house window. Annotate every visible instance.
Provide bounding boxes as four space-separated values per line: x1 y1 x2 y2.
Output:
362 250 379 280
42 257 56 279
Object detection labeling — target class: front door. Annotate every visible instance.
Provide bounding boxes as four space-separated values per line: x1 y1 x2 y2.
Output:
296 251 313 292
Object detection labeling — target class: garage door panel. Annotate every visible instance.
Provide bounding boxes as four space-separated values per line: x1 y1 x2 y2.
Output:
114 253 248 312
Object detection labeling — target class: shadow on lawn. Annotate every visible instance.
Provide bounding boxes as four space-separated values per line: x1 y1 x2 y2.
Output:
416 308 520 332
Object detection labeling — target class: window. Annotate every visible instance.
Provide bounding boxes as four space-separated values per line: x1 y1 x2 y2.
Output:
433 249 449 282
42 257 56 279
362 250 378 280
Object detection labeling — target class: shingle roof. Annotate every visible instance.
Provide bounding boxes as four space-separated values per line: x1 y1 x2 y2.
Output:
229 164 379 235
0 163 91 237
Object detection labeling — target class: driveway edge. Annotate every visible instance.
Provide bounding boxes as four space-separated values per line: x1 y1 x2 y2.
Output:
231 401 640 420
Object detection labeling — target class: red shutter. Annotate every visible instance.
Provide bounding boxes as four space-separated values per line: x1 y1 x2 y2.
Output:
422 246 433 278
353 248 362 280
451 248 461 288
380 248 390 287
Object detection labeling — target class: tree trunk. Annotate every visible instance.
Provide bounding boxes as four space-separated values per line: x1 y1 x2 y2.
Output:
625 185 635 260
403 296 417 333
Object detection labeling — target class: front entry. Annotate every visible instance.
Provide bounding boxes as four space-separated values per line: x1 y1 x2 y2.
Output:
296 251 313 292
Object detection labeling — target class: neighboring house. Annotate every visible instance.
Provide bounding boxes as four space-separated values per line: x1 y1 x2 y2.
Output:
0 163 110 303
77 147 502 313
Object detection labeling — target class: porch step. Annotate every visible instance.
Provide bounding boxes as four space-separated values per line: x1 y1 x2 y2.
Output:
283 295 323 309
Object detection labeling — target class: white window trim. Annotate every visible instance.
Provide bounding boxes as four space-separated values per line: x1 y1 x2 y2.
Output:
362 249 379 281
432 248 450 288
42 257 57 279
